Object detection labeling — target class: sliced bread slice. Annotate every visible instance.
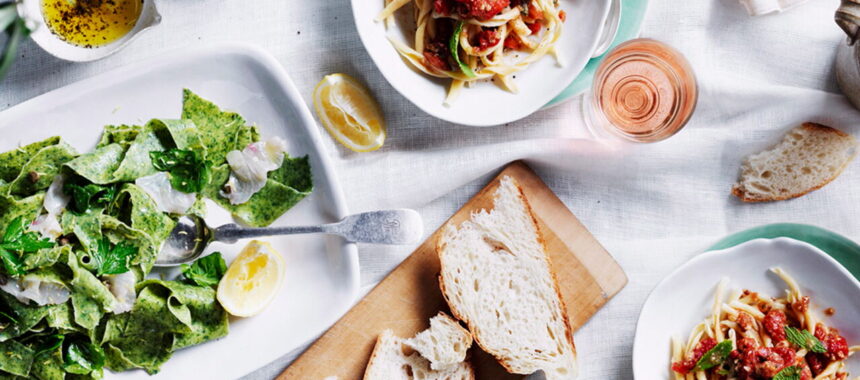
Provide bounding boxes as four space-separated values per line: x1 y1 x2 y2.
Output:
403 312 473 371
363 330 474 380
732 122 857 202
436 176 577 379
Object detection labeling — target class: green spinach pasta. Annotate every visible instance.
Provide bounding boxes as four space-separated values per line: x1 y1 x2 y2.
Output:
0 90 312 378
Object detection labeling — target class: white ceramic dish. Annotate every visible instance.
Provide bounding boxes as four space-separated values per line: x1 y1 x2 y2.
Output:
352 0 611 126
16 0 161 62
0 43 359 379
632 238 860 379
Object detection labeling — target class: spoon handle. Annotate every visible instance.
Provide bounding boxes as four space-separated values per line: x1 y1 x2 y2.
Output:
213 223 328 244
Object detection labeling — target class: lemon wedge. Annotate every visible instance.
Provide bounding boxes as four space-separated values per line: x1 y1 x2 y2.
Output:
216 240 286 317
313 73 386 152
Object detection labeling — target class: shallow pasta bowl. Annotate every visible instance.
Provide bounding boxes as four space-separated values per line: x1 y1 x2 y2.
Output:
352 0 611 126
632 237 860 378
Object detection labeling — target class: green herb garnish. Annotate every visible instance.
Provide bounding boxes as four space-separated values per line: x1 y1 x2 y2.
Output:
785 326 827 353
89 237 137 276
0 310 18 325
0 217 55 276
34 333 65 357
150 148 209 193
63 180 118 214
450 21 477 78
63 337 105 375
694 340 733 372
181 252 227 287
773 366 801 380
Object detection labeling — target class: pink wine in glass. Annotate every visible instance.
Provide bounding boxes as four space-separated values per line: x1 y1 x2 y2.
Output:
586 39 697 143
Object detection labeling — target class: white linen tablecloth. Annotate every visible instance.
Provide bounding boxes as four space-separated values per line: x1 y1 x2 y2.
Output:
2 0 859 379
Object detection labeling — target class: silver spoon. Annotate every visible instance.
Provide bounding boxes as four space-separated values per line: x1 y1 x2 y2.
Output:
154 209 424 267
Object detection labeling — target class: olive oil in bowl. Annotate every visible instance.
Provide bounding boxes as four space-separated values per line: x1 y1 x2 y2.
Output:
41 0 143 48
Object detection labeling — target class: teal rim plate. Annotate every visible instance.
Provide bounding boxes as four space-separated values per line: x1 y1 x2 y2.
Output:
708 224 860 281
544 0 650 108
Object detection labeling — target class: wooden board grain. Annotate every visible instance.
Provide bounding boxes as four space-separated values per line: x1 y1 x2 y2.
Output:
280 161 627 380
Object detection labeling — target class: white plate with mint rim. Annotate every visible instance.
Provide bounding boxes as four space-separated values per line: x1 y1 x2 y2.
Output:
632 237 860 378
0 43 359 379
352 0 611 127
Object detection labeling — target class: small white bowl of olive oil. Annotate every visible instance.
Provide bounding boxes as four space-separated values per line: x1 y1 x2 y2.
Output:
16 0 160 62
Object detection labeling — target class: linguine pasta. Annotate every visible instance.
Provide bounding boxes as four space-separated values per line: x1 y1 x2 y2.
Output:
671 268 859 380
377 0 566 104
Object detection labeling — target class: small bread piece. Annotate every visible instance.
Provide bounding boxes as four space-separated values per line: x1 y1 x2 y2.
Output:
404 312 473 370
436 176 577 379
732 123 857 202
363 330 474 380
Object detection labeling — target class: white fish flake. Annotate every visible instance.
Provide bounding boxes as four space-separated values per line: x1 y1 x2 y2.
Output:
220 137 288 205
105 272 137 314
136 172 197 214
0 275 71 306
29 175 69 239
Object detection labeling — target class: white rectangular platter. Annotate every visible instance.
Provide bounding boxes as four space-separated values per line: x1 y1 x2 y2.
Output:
0 43 360 379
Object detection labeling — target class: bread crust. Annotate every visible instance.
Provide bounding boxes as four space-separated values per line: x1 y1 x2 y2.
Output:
362 334 388 380
732 122 857 202
801 122 849 137
436 177 577 375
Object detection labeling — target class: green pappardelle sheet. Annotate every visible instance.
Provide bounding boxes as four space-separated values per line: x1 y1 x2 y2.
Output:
0 90 312 378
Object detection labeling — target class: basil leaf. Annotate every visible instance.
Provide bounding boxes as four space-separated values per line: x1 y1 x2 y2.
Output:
181 252 227 287
63 338 104 375
773 366 801 380
63 179 118 214
694 340 733 371
150 148 208 193
449 21 477 78
785 326 827 353
90 238 136 276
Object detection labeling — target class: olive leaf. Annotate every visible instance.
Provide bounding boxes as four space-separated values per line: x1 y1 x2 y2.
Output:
0 5 29 83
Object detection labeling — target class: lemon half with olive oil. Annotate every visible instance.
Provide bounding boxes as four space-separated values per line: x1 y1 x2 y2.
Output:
41 0 143 48
313 74 387 152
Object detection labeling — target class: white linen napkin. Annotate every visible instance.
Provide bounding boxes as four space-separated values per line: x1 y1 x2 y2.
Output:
739 0 808 16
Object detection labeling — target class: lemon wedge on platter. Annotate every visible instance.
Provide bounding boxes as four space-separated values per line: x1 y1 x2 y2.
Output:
313 73 386 152
216 240 286 317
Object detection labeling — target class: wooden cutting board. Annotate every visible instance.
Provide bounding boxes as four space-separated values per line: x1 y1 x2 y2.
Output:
280 161 627 379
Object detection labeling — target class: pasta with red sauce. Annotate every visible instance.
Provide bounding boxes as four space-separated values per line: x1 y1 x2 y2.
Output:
671 268 858 380
376 0 566 104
